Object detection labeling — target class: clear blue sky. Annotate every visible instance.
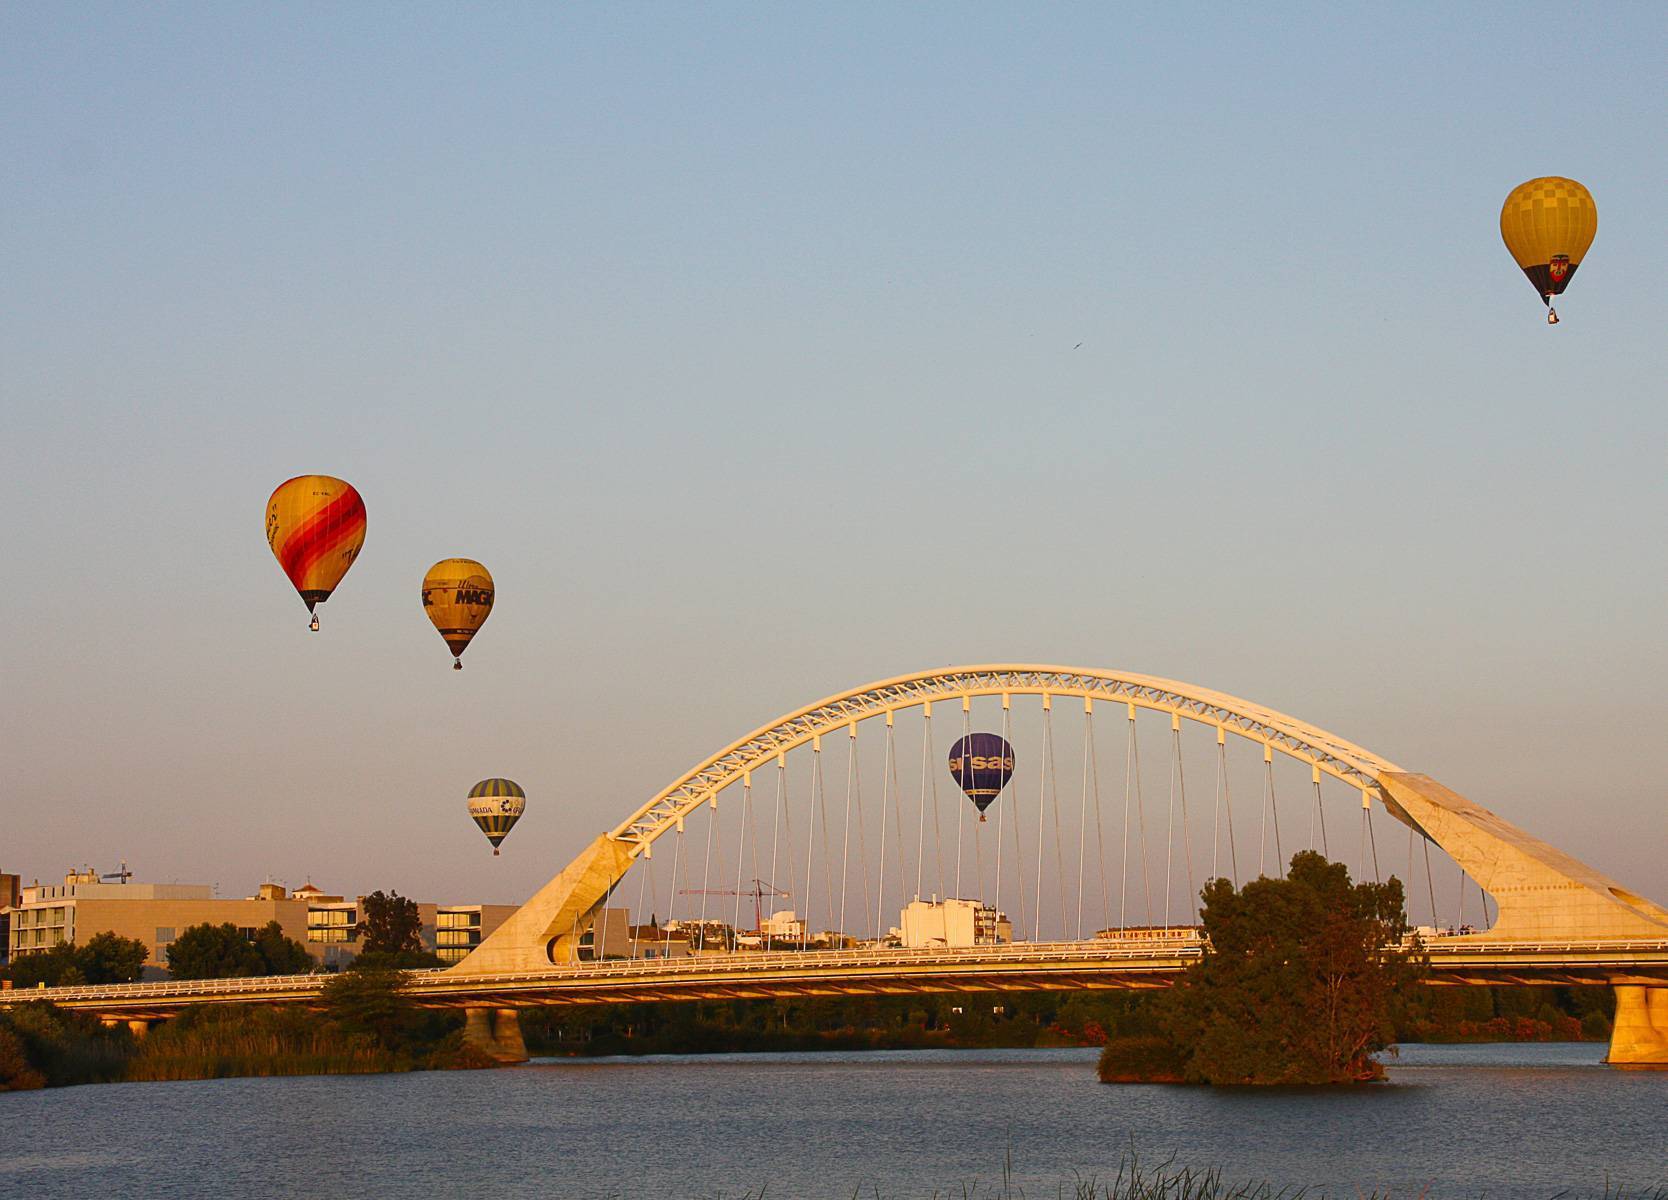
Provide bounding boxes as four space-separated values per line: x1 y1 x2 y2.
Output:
3 5 1664 907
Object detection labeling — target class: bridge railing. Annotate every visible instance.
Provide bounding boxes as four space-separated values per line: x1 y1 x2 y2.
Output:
9 935 1667 1007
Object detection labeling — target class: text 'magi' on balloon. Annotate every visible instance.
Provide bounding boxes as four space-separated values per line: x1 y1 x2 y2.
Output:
265 475 367 631
947 732 1016 821
422 559 494 669
1500 177 1596 324
467 778 525 855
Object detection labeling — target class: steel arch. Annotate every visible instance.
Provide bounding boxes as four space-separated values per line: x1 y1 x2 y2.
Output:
612 664 1406 853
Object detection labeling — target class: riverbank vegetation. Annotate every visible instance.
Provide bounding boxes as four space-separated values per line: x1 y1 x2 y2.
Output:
0 968 493 1090
517 980 1611 1059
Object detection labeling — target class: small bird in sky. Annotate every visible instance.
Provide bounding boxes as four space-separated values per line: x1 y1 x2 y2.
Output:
1073 342 1083 349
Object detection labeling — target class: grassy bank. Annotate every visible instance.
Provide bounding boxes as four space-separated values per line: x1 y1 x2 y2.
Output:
0 977 497 1090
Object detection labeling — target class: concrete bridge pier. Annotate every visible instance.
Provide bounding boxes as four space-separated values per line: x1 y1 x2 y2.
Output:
462 1007 529 1063
100 1017 151 1039
1607 985 1668 1067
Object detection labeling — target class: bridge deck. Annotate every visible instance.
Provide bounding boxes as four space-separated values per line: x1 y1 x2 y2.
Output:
6 938 1667 1021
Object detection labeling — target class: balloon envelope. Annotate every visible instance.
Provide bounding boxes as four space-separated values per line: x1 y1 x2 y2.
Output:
467 778 526 854
265 476 367 614
423 559 494 666
1500 177 1597 305
947 733 1016 819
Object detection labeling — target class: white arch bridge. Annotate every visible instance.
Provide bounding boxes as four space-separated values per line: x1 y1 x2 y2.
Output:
12 665 1668 1066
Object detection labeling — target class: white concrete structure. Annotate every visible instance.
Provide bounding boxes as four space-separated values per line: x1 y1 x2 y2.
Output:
900 898 1011 948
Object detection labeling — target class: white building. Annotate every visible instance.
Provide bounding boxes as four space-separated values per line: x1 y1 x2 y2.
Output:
760 909 806 942
899 897 1012 948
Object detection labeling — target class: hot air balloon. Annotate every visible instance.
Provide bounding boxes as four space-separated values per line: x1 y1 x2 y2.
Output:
265 476 367 631
467 778 525 855
422 559 494 669
948 733 1015 822
1500 177 1597 325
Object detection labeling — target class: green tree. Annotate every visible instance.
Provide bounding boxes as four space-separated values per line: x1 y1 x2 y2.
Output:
356 891 424 956
5 944 85 988
321 966 416 1052
3 933 147 988
251 921 313 975
167 923 265 980
1102 851 1424 1086
77 932 149 984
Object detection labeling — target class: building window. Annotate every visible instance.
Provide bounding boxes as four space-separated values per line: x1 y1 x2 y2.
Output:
156 927 175 945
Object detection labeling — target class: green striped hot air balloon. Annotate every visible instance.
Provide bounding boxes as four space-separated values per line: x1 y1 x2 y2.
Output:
467 778 526 856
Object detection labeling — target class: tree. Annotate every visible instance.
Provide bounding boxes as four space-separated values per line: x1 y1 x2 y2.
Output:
167 924 265 980
356 891 424 956
166 921 315 979
1101 851 1424 1086
321 966 416 1052
5 944 86 989
251 921 313 975
78 932 149 984
3 933 148 988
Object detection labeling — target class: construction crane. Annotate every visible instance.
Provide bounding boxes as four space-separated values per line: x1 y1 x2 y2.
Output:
677 878 789 935
100 861 133 884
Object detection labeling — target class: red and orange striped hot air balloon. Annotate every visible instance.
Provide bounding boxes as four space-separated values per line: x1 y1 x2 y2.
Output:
265 475 367 630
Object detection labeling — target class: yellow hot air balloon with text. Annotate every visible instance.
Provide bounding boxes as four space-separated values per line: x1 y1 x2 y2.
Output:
265 475 367 631
422 558 494 669
1500 177 1596 324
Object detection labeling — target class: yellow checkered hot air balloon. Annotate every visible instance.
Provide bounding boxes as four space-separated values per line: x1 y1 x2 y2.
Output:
265 476 367 631
1500 177 1597 325
467 778 526 855
422 558 494 670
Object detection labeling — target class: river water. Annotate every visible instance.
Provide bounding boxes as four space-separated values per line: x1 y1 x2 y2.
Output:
2 1043 1662 1198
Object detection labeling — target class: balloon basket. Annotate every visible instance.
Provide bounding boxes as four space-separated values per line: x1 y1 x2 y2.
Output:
1547 307 1559 325
492 848 500 856
453 660 463 670
309 615 320 632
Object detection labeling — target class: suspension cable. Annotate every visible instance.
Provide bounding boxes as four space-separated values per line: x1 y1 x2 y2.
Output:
1033 697 1049 942
1365 790 1380 883
995 697 1010 935
802 736 822 950
1314 765 1330 858
775 754 797 949
1120 706 1135 928
1174 716 1195 923
1003 696 1030 940
697 793 716 950
850 722 873 941
1221 729 1239 886
916 703 932 901
957 700 970 899
1131 705 1154 923
664 822 684 958
876 713 896 938
1076 698 1092 939
1038 697 1062 939
733 774 753 936
1455 863 1465 931
631 843 650 959
1089 700 1110 934
1422 835 1438 930
1259 744 1284 878
1163 714 1177 927
839 723 856 941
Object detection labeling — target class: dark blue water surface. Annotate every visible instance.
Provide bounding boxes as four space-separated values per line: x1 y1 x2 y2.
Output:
1 1043 1663 1198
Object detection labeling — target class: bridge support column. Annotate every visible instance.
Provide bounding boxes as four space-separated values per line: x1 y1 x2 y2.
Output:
462 1006 528 1064
1606 986 1668 1067
126 1019 150 1040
